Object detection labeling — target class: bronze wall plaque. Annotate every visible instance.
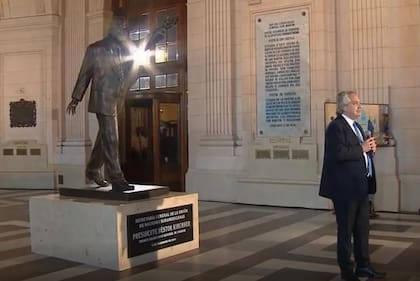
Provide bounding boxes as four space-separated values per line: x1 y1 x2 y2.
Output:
9 99 36 127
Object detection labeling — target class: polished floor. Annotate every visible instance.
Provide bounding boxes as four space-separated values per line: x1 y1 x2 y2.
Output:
0 189 420 281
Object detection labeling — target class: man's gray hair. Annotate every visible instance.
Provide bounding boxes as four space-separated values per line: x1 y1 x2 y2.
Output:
336 90 356 114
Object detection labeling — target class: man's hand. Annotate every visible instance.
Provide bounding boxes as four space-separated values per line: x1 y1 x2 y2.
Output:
66 99 79 115
362 137 376 153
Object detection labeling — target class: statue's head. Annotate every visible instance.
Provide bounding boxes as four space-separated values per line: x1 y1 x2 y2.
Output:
109 15 129 41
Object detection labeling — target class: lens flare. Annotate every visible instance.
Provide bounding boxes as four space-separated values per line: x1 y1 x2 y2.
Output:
129 46 151 66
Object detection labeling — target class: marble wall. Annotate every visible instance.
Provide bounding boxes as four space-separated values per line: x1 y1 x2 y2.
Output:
0 0 61 188
186 0 420 212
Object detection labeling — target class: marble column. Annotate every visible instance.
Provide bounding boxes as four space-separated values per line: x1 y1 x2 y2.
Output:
336 0 386 104
63 0 89 143
56 0 112 187
200 0 238 147
86 0 113 143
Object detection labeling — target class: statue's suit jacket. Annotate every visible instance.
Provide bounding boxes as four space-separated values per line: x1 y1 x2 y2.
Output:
319 115 376 201
71 35 133 116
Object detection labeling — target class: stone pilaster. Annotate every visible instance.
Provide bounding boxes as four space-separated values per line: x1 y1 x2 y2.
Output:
56 0 112 187
350 0 386 103
86 0 113 143
200 0 237 147
63 0 89 142
337 0 387 103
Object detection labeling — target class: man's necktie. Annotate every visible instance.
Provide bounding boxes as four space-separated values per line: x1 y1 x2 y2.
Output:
353 122 373 176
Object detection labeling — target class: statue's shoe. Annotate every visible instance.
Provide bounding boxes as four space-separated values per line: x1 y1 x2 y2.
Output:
111 179 135 192
86 173 109 187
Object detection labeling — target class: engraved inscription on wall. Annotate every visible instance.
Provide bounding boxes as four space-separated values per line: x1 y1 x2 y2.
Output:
256 9 310 137
9 99 37 128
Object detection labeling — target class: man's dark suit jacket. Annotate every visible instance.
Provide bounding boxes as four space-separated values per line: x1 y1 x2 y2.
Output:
319 115 376 200
71 35 132 116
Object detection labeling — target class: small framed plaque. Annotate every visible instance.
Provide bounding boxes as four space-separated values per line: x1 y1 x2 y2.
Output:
9 99 36 128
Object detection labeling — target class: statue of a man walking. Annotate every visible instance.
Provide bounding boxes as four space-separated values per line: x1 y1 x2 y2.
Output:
66 16 136 192
67 14 176 192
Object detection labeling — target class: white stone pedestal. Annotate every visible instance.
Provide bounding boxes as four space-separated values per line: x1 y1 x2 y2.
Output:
29 191 199 271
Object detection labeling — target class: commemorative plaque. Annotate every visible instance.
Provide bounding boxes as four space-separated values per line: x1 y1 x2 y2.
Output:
127 204 193 258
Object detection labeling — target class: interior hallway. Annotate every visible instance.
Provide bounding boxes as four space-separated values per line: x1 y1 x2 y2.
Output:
0 189 419 281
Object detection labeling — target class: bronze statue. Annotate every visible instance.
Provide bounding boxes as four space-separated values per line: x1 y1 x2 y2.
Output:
67 15 177 192
66 16 137 192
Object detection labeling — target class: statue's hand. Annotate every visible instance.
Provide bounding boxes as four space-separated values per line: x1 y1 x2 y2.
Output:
144 16 178 51
161 16 178 30
66 99 79 115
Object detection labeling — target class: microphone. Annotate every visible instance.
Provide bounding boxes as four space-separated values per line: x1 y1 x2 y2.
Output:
365 130 375 157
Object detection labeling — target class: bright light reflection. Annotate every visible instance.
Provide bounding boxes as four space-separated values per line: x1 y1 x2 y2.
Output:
155 47 167 63
129 46 151 66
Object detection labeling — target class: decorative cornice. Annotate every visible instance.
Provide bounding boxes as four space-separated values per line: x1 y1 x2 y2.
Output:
0 14 61 32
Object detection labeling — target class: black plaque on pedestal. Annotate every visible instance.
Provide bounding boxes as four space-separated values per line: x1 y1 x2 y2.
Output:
127 204 194 258
59 185 169 201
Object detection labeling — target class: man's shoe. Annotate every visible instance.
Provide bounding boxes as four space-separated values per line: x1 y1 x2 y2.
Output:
86 173 109 187
369 201 379 219
355 267 386 279
111 179 135 192
341 272 360 281
370 211 379 219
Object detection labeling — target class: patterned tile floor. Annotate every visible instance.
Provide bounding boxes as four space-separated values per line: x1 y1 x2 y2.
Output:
0 189 420 281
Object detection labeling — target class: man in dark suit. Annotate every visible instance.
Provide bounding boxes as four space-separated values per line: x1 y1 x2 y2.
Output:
66 15 137 192
319 91 386 281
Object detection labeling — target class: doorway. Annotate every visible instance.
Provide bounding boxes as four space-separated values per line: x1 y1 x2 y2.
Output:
122 94 184 191
114 0 187 192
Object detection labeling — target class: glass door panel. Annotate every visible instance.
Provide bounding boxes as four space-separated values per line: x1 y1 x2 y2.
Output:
159 102 180 190
124 100 154 183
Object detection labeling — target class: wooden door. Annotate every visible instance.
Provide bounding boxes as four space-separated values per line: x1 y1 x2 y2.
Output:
114 0 187 191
